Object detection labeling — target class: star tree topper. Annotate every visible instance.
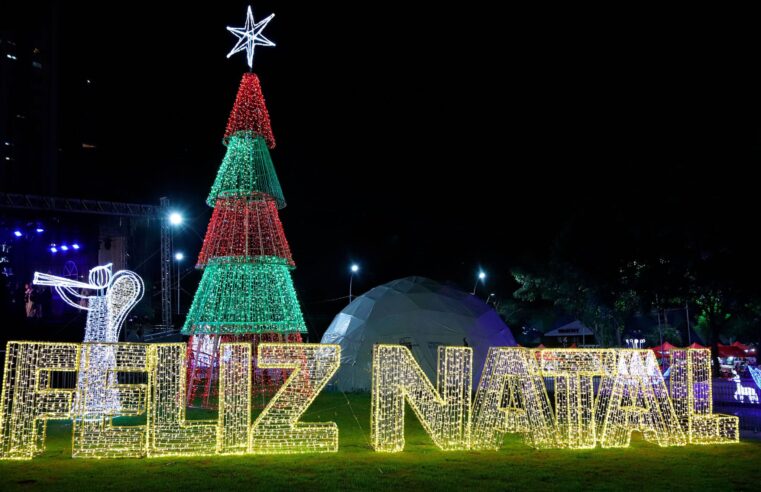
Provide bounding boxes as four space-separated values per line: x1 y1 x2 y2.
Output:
226 5 275 69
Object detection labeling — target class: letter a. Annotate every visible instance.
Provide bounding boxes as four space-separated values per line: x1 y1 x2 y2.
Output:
597 350 685 448
471 347 556 450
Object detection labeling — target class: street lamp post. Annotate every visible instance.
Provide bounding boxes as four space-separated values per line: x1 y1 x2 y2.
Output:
472 271 486 295
175 252 184 315
168 211 184 322
349 264 359 304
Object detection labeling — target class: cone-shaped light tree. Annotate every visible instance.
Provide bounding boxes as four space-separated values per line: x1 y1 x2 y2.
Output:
183 10 306 407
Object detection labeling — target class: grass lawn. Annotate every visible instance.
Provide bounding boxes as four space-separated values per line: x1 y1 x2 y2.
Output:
1 392 758 491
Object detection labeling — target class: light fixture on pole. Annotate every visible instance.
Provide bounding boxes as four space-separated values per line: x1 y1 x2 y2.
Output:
168 212 183 226
168 212 184 318
175 252 184 315
349 264 359 304
472 271 486 295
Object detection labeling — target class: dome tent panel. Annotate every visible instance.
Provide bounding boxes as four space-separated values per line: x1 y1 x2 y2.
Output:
320 276 516 392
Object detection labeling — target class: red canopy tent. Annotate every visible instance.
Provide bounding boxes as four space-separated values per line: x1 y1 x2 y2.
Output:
717 343 747 358
650 341 677 357
688 342 707 349
731 341 752 354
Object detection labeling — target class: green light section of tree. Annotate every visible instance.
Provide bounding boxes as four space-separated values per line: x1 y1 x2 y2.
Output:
182 259 306 335
207 131 286 209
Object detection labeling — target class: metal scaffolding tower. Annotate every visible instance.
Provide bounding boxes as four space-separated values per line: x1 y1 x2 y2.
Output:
159 197 173 330
0 192 173 329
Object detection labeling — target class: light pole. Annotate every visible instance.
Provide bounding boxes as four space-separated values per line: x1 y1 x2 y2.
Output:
168 211 183 322
472 271 486 295
485 292 496 305
175 252 184 315
349 264 359 304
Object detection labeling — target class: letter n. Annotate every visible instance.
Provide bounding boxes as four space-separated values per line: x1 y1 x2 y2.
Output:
371 344 471 452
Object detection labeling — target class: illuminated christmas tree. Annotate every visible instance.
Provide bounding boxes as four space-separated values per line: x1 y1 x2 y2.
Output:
183 7 305 408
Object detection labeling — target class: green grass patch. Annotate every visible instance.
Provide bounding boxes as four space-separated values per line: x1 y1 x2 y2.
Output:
1 392 758 491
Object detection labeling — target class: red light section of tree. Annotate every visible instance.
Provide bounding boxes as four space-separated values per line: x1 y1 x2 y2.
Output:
223 73 276 149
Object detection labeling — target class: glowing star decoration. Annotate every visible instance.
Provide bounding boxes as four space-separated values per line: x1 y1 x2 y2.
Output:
471 347 557 450
34 264 144 416
539 349 616 449
0 342 79 459
226 5 275 70
669 349 740 444
72 343 149 458
596 350 685 448
371 345 472 452
250 343 341 454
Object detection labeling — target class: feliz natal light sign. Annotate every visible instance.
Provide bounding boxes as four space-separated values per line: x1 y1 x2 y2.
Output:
0 343 737 460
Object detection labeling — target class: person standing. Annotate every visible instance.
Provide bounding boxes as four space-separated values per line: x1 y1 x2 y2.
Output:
24 283 34 317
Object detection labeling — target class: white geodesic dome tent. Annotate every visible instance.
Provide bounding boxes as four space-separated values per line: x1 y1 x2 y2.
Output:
320 276 516 391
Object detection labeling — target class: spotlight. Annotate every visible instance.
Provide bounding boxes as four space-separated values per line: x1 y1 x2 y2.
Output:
36 228 44 233
60 245 69 251
169 212 183 225
13 230 22 237
72 243 80 250
50 246 58 253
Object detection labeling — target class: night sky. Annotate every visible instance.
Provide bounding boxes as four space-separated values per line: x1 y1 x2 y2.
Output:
4 3 760 336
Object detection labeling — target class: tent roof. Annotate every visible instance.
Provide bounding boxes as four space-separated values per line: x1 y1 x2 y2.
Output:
651 341 678 352
718 343 747 358
544 320 594 337
320 276 515 391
